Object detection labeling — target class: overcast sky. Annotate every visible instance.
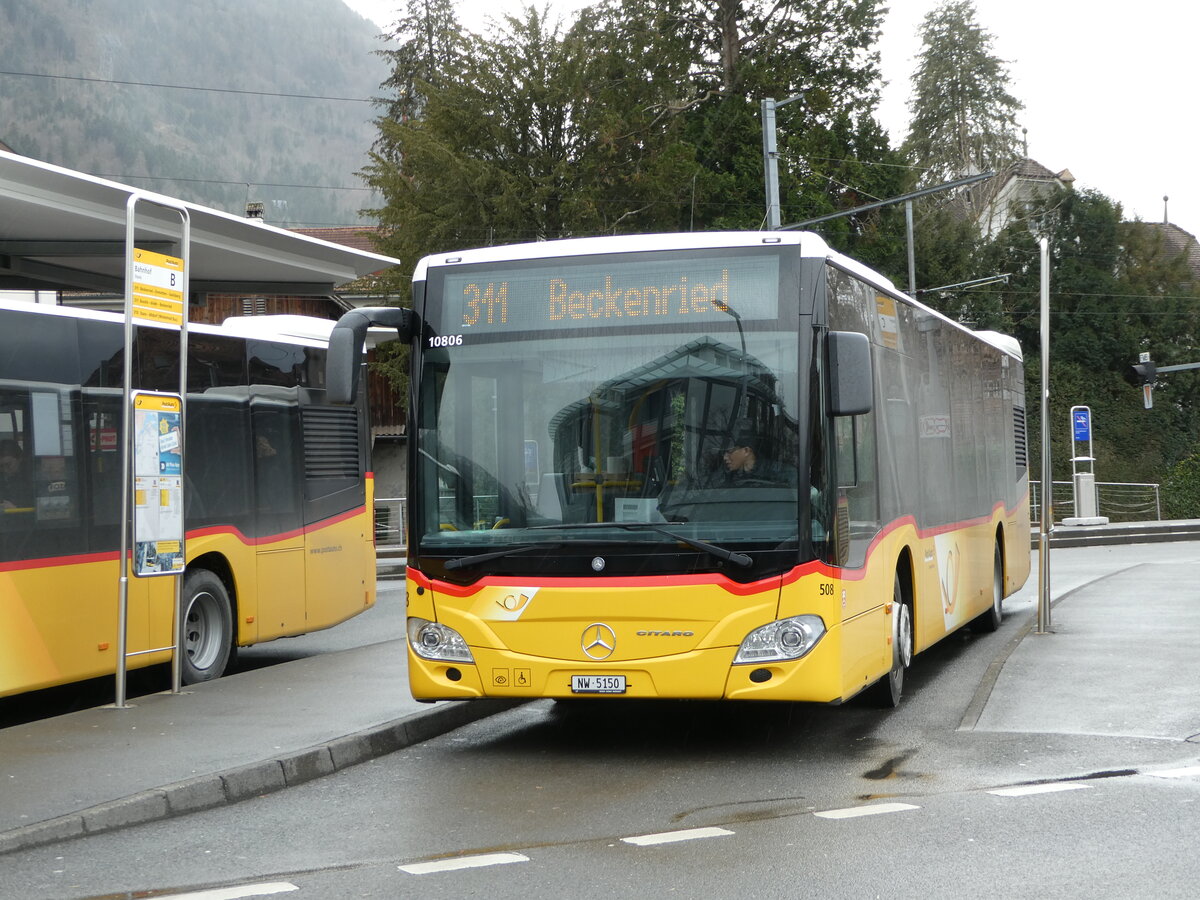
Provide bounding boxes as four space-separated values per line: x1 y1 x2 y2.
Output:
345 0 1200 238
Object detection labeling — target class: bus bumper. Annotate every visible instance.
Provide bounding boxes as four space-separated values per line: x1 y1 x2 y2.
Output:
407 626 846 704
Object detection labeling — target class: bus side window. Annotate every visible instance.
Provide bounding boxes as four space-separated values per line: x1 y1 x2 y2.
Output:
253 403 301 534
0 388 82 560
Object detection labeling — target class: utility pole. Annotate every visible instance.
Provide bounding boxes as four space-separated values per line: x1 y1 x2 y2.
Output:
761 94 805 230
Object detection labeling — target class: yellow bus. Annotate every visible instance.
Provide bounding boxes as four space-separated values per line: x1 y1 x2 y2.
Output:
331 232 1031 706
0 303 377 695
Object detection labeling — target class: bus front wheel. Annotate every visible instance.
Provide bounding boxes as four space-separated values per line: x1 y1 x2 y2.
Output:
180 569 235 684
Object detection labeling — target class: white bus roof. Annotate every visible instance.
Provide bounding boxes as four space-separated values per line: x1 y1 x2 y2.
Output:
0 298 341 348
413 231 832 280
413 231 913 300
0 150 399 296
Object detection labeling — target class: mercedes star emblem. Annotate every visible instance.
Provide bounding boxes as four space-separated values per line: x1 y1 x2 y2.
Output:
581 622 616 660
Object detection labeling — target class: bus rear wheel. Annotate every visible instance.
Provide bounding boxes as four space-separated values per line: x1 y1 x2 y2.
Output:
180 569 234 684
972 543 1004 633
871 572 912 708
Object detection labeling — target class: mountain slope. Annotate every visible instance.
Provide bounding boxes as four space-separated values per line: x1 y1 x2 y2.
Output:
0 0 390 227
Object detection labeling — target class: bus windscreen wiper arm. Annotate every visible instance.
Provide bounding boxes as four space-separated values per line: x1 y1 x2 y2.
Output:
633 524 753 568
443 542 562 571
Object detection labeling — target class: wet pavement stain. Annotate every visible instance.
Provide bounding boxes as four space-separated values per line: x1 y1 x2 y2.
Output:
863 749 919 780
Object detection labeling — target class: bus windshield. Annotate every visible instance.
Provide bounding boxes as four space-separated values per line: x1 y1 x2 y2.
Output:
414 248 808 575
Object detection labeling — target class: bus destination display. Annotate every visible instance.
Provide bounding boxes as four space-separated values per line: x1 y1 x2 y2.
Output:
437 254 781 335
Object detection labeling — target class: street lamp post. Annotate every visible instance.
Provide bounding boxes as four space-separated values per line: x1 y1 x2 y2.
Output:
761 94 805 230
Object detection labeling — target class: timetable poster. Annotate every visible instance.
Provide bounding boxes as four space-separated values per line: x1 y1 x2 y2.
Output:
132 392 185 577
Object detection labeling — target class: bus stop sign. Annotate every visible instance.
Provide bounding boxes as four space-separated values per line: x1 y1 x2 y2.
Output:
1072 408 1091 442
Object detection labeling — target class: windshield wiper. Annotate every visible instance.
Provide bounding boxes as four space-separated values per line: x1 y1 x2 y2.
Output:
626 523 753 568
531 522 752 568
444 542 562 571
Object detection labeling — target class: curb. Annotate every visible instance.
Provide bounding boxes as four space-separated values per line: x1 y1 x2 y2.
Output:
375 549 407 581
0 698 520 857
1029 520 1200 549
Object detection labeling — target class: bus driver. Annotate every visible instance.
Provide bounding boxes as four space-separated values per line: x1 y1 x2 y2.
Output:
0 439 33 511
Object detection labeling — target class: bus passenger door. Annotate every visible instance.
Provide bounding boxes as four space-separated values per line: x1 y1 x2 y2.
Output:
251 401 305 639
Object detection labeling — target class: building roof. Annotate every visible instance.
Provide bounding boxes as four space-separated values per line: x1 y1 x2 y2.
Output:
292 226 383 256
971 157 1071 208
1136 221 1200 279
960 156 1073 238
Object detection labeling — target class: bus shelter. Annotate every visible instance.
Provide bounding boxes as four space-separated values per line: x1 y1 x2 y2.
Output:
0 150 400 703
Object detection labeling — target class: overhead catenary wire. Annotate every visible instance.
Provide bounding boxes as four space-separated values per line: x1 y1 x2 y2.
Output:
0 69 375 102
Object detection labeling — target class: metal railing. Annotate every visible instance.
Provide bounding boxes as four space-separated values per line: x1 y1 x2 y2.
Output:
373 494 504 552
374 496 407 549
1030 481 1160 525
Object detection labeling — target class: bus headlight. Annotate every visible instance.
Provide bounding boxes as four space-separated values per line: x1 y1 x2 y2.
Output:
407 618 474 663
734 615 825 664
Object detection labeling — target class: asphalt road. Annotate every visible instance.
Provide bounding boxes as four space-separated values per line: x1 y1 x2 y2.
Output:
4 543 1198 899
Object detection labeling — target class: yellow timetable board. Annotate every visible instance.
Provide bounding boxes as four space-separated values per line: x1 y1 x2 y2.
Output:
131 247 185 326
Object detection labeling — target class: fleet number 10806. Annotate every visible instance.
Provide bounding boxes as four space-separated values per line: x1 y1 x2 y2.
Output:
429 334 463 347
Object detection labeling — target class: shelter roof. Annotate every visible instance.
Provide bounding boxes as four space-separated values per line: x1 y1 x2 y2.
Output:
0 151 399 295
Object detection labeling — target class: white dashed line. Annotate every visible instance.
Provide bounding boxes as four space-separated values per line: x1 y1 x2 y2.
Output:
156 883 298 900
988 782 1090 797
813 802 920 820
397 769 1173 877
400 852 530 875
1147 766 1200 779
621 826 735 846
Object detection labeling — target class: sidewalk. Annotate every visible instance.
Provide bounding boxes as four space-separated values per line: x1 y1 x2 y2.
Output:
974 553 1200 741
2 527 1198 857
0 640 515 855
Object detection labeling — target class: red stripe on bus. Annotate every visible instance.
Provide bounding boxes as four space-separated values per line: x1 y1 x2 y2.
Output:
409 496 1027 596
0 550 119 572
0 506 368 573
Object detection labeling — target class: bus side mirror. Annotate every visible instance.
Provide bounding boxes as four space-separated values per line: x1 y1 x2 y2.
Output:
828 330 873 417
327 306 416 405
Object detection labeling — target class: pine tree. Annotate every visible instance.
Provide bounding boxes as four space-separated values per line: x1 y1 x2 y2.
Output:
903 1 1023 191
374 0 463 130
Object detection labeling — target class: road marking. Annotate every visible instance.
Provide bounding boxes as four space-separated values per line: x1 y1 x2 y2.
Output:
814 802 920 820
621 826 735 846
988 783 1090 797
1147 766 1200 779
156 883 298 900
399 852 530 875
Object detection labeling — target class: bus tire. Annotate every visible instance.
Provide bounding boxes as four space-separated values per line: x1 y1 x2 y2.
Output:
871 572 912 708
180 568 235 684
972 542 1004 633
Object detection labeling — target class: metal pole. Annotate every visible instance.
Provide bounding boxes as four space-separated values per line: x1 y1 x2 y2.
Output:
761 93 805 231
1037 237 1052 633
905 199 916 295
761 98 780 230
116 195 138 709
171 209 191 694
